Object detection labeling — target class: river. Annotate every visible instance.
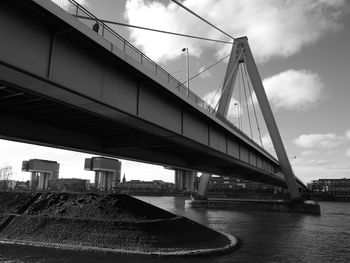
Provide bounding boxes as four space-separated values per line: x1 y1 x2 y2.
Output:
1 196 349 263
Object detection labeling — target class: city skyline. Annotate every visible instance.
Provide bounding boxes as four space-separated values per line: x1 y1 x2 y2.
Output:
1 0 350 184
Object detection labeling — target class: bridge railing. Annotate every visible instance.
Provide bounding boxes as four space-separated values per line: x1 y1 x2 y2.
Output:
51 0 292 181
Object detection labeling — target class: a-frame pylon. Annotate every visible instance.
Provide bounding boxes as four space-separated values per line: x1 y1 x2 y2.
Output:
224 37 301 200
197 36 301 200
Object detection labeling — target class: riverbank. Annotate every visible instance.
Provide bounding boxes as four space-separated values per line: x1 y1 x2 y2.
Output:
0 192 238 256
186 198 321 214
130 191 350 202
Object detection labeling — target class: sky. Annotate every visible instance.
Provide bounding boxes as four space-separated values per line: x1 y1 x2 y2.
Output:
1 0 350 184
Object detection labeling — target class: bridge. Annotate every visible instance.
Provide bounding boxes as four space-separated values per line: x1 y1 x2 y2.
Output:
0 0 305 199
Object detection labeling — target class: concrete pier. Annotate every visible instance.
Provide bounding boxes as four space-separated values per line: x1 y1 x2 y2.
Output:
186 198 321 215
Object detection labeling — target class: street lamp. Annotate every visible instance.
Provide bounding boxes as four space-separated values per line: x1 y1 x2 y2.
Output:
234 102 241 129
182 48 190 95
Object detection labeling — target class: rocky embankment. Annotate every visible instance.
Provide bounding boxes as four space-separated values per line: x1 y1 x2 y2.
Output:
0 192 238 255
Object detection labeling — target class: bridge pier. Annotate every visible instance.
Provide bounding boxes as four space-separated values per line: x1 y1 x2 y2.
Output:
214 37 302 200
195 173 212 200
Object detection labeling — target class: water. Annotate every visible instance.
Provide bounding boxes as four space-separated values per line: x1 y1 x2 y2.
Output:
1 196 349 263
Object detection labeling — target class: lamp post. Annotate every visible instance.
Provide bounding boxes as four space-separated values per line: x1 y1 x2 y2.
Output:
234 102 241 129
182 48 189 96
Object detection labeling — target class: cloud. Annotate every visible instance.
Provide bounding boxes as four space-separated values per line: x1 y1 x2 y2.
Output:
203 91 242 124
346 130 350 140
124 0 347 63
74 0 88 5
261 134 273 149
294 133 345 149
296 159 331 166
261 69 323 111
259 134 277 156
291 156 331 167
301 150 314 156
346 148 350 157
326 164 350 170
198 66 211 79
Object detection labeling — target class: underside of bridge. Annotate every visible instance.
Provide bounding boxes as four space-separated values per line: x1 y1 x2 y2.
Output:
0 0 305 190
0 81 287 187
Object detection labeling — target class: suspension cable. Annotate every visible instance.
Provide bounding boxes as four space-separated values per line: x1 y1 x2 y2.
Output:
238 66 242 130
74 15 233 44
184 54 230 83
243 61 264 148
170 0 235 41
240 64 253 139
209 78 225 109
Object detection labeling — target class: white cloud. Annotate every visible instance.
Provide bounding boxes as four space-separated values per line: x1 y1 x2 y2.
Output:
294 133 345 149
346 148 350 157
124 0 347 63
326 164 350 170
325 149 338 155
293 158 330 166
346 130 350 140
203 91 242 124
305 159 330 165
301 150 314 156
198 66 211 79
261 134 273 148
75 0 88 5
262 69 323 111
259 134 277 156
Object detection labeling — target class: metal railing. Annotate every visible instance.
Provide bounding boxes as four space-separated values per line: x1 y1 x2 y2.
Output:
52 0 217 113
51 0 287 178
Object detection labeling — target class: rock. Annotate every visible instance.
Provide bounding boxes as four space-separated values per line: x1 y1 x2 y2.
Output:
76 198 86 205
57 208 66 215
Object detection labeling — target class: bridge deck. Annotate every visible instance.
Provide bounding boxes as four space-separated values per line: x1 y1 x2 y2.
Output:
0 0 305 189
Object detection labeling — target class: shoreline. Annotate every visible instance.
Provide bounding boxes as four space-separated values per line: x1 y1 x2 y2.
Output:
135 193 350 202
0 231 239 257
186 198 321 214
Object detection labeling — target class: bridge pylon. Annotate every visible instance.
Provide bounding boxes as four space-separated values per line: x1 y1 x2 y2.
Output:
196 37 302 201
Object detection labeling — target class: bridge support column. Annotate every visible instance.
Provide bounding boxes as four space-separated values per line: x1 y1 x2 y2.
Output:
195 173 212 200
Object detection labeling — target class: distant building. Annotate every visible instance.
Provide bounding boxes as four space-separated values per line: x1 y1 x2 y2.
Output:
122 173 126 184
0 180 17 190
15 181 29 190
48 178 90 192
209 176 276 192
174 169 197 191
310 178 350 195
115 179 175 192
22 159 60 190
8 180 17 189
84 157 121 191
